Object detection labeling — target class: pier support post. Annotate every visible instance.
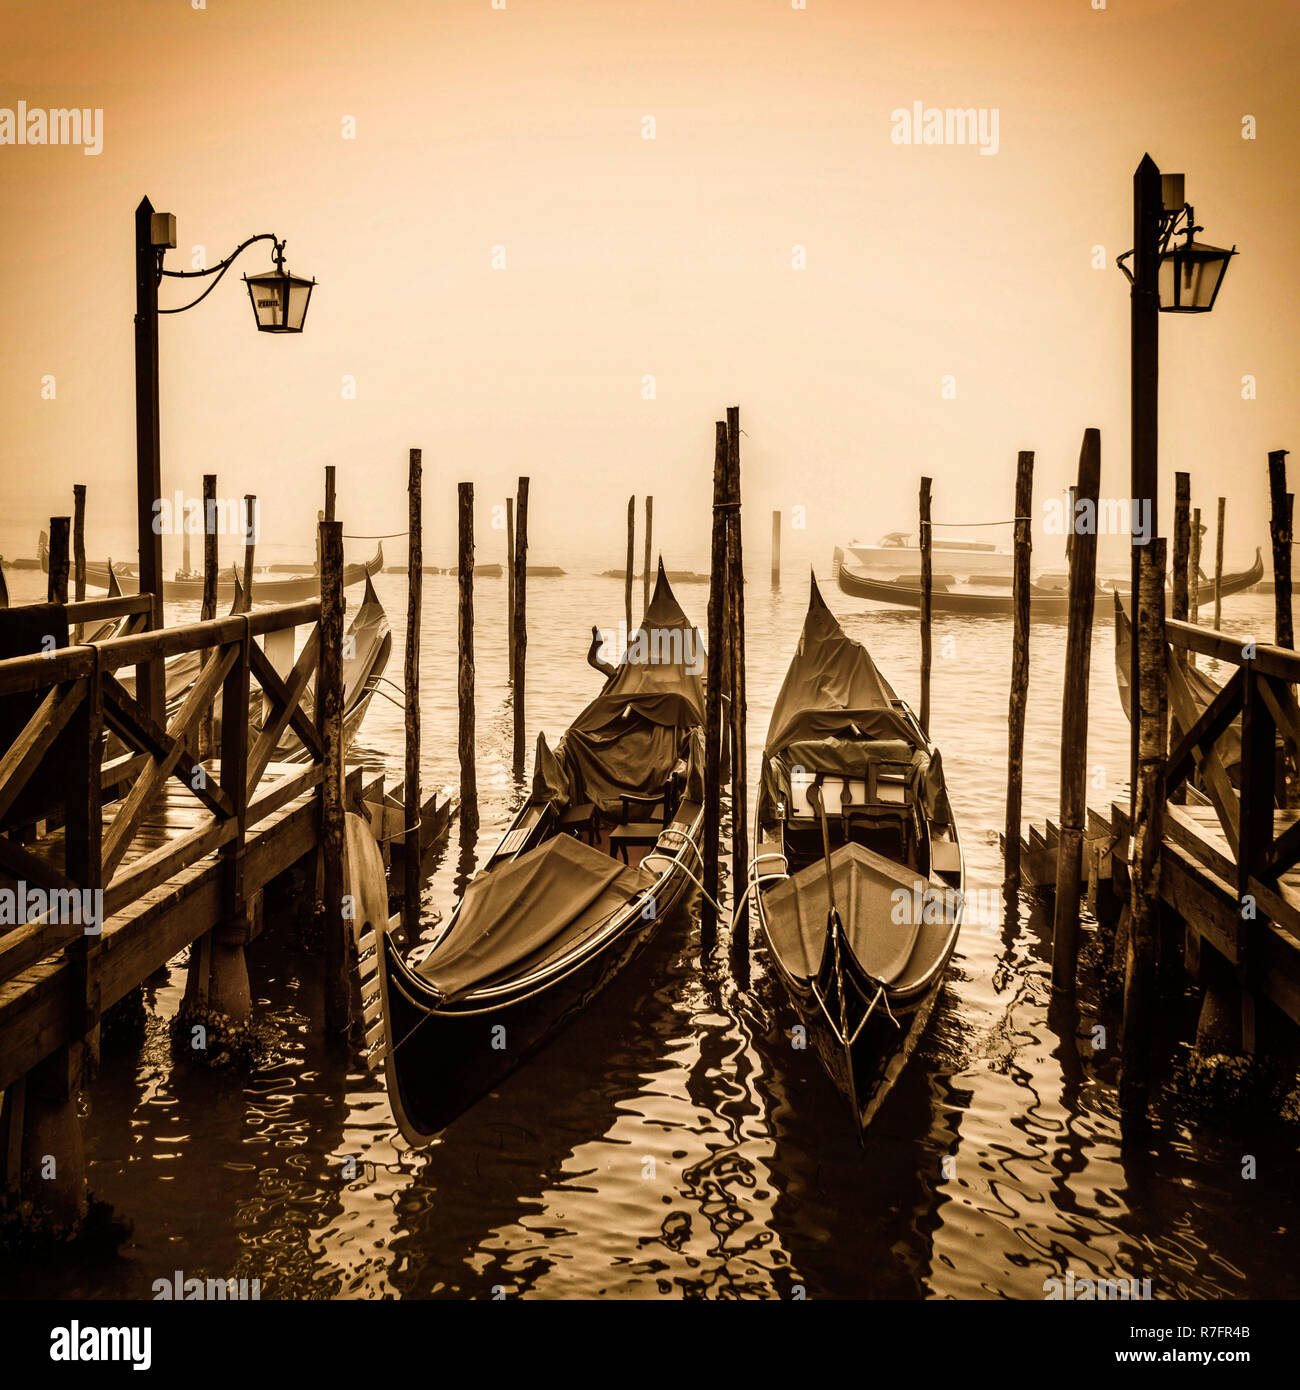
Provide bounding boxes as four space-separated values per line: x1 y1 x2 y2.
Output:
7 1046 88 1238
1190 506 1202 629
702 421 729 938
457 479 477 831
511 478 529 777
771 510 781 589
324 464 336 524
1172 471 1190 634
1121 538 1167 1120
199 474 218 758
918 477 932 736
1003 452 1033 887
406 450 425 921
1052 429 1101 995
319 520 350 1032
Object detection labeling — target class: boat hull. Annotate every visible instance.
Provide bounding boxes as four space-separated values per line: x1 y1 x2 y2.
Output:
835 547 1263 619
379 813 701 1143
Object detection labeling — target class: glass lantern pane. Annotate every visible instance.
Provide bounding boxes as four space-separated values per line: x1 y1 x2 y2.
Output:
285 278 313 332
247 275 285 329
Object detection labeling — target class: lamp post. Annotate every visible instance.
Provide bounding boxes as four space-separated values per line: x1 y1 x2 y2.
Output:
1118 157 1236 807
133 195 315 720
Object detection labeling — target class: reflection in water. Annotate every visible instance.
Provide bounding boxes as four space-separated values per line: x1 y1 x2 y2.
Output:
2 572 1297 1300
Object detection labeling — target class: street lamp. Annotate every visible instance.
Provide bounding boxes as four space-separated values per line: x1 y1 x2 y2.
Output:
1116 157 1236 809
133 196 316 717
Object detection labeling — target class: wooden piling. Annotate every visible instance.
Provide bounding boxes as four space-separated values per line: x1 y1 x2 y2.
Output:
457 479 477 825
702 422 729 934
506 495 516 672
643 496 653 617
1172 472 1190 627
318 520 349 1033
1051 429 1102 996
405 450 424 931
1065 484 1077 563
1268 450 1293 649
625 495 635 644
1120 537 1167 1120
72 485 86 643
725 406 749 976
199 474 218 756
47 517 70 604
242 494 257 606
1003 452 1034 887
512 477 529 775
918 477 933 736
324 464 336 524
1190 506 1202 626
771 510 781 589
1213 496 1226 630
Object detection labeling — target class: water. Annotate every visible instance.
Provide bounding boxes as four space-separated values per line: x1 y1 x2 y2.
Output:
5 568 1298 1300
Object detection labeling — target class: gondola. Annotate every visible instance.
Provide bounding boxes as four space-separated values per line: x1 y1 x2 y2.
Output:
834 546 1263 619
752 575 964 1137
38 531 383 602
378 562 707 1143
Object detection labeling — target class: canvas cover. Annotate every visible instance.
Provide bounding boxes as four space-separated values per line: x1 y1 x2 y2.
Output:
764 841 954 984
534 563 705 815
418 832 654 997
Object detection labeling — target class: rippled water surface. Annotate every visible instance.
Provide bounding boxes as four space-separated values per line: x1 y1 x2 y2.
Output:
5 565 1298 1300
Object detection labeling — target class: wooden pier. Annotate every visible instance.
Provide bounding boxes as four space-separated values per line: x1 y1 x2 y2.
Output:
1012 612 1300 1050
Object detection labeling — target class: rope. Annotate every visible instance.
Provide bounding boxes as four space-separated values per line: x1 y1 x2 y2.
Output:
343 532 408 539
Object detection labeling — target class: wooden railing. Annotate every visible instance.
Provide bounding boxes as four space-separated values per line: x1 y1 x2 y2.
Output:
0 598 328 1035
1164 618 1300 997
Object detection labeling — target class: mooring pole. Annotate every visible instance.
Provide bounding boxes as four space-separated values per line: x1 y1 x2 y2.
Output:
1129 154 1162 815
505 495 516 675
47 517 70 604
1052 430 1102 996
457 479 477 827
72 484 86 643
319 520 349 1032
512 476 529 776
625 495 635 646
919 476 933 736
1121 537 1167 1119
1190 505 1202 626
726 406 749 981
702 422 729 937
1268 450 1293 649
134 196 166 723
1213 496 1226 630
405 449 424 930
199 473 218 757
771 510 781 589
242 494 257 606
643 496 654 617
1172 471 1190 633
324 464 336 524
1003 452 1034 887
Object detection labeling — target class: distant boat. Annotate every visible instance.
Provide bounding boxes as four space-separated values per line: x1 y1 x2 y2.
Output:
38 532 382 601
834 546 1264 620
843 531 1014 579
599 568 710 584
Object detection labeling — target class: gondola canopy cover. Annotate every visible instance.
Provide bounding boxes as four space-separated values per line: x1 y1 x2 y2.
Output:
537 564 706 815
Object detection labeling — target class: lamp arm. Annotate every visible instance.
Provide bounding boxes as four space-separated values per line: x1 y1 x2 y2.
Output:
158 232 287 316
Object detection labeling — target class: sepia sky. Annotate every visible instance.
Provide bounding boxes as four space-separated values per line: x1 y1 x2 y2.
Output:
0 0 1296 574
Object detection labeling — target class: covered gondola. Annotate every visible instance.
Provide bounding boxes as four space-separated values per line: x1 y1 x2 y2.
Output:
753 575 964 1136
378 563 707 1143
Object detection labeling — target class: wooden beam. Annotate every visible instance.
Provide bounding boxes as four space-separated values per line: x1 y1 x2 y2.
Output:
1003 451 1034 888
